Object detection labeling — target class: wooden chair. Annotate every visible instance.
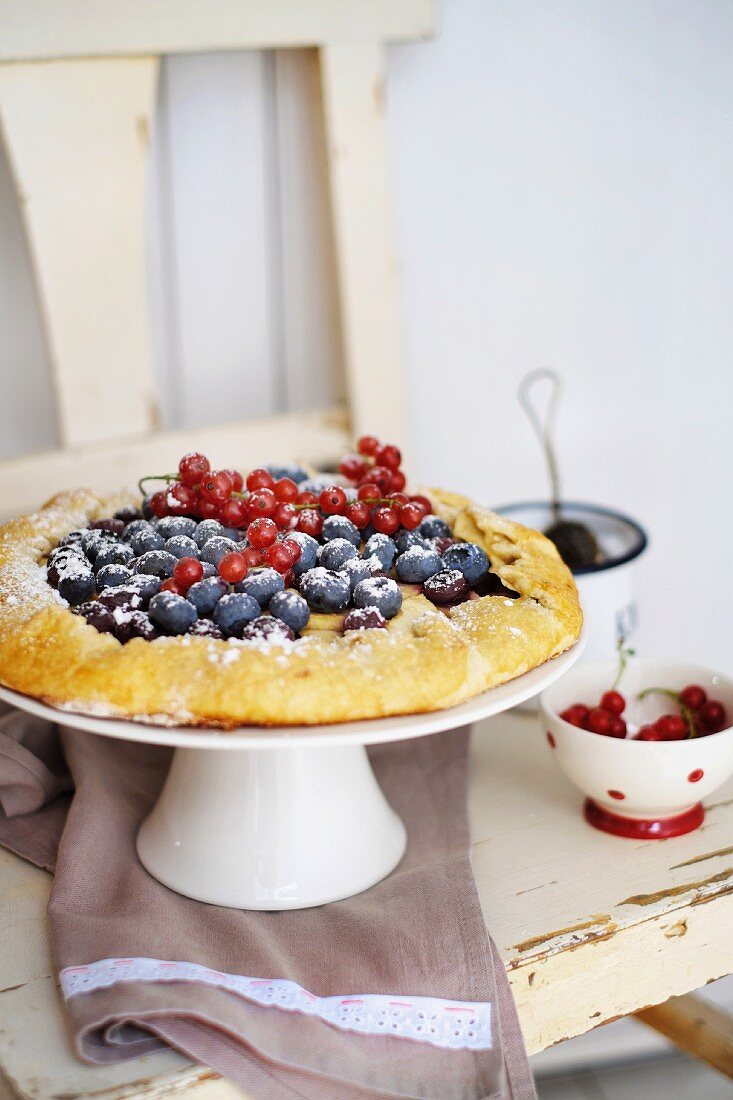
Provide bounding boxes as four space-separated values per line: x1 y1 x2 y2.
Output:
0 0 437 513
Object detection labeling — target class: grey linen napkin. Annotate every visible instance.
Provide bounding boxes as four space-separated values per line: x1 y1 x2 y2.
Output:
0 704 536 1100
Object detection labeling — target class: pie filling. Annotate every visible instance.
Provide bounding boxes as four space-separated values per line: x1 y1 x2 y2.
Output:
43 445 519 646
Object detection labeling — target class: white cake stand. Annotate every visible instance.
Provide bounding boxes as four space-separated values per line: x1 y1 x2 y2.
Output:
0 636 583 910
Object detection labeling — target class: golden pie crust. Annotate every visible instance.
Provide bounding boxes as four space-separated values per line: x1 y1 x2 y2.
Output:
0 487 582 728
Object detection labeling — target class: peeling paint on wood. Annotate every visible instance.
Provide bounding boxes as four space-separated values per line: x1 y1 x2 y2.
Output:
664 919 688 939
671 845 733 870
510 914 615 956
619 868 733 907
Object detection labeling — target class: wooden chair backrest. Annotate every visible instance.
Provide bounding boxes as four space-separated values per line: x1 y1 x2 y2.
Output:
0 0 436 512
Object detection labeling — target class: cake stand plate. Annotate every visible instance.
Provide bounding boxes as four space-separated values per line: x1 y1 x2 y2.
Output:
0 635 584 909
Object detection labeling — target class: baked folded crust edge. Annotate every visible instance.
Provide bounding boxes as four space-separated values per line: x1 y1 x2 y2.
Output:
0 487 582 728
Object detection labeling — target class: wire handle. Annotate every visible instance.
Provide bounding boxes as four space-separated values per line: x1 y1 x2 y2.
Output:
517 368 563 521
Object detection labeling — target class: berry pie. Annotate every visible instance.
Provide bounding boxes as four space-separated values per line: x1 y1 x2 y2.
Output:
0 438 582 727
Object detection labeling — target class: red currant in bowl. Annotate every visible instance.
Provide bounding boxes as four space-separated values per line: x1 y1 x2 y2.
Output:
540 660 733 840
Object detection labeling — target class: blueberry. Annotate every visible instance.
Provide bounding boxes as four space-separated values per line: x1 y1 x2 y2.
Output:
72 600 115 633
321 515 361 547
114 609 160 644
141 496 154 519
155 516 197 540
58 568 95 605
286 532 319 576
94 542 135 570
187 618 224 639
419 516 451 539
241 616 296 642
164 535 200 560
299 567 350 613
235 568 284 607
149 591 198 635
423 568 470 605
129 573 162 602
319 538 358 571
57 530 85 549
363 533 397 572
114 506 141 524
96 563 134 588
135 550 177 579
187 576 229 616
90 518 126 536
339 556 376 593
343 607 387 631
213 592 260 638
395 546 443 583
123 519 152 542
200 536 239 567
47 546 85 586
99 585 143 612
220 526 245 543
193 519 225 548
265 463 309 484
353 577 402 620
81 529 118 563
200 561 217 578
395 530 430 555
268 590 310 633
298 475 338 495
130 527 166 556
442 542 489 585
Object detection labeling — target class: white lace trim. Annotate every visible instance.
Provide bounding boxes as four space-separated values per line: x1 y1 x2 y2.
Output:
60 956 492 1051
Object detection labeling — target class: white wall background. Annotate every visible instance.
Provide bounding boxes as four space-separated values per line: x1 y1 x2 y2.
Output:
0 0 731 670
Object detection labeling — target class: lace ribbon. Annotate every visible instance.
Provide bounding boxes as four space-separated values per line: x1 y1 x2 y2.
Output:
61 956 492 1051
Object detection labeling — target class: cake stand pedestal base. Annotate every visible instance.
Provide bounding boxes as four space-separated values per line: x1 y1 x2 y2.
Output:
136 743 407 909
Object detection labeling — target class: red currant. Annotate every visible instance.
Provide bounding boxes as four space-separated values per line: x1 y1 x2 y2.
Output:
297 509 323 537
372 506 400 535
150 490 169 517
345 501 372 529
680 684 707 709
600 690 625 716
223 468 244 493
376 444 401 470
178 452 210 486
388 470 407 492
218 551 247 584
560 704 590 727
196 497 220 520
368 465 393 493
173 556 204 591
700 700 726 732
200 470 234 503
297 490 318 506
410 495 433 515
160 577 182 594
247 517 278 549
387 492 409 508
357 482 380 501
587 708 614 736
281 538 302 566
357 435 380 457
637 724 665 741
656 714 688 740
339 455 368 482
274 477 299 503
609 716 627 738
242 546 265 569
273 503 297 530
219 498 248 528
248 488 277 518
265 542 294 574
246 468 274 492
319 486 348 515
167 482 197 515
400 502 424 530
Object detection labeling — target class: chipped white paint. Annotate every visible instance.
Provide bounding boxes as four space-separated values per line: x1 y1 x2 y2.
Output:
1 711 732 1096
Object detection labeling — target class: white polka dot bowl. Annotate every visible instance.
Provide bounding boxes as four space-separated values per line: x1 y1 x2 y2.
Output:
540 660 733 839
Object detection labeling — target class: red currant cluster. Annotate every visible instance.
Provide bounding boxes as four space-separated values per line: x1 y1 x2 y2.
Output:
336 435 432 536
139 436 431 597
561 684 727 741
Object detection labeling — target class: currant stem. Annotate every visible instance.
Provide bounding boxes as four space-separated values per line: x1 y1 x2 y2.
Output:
637 687 697 738
611 636 635 690
138 473 179 495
